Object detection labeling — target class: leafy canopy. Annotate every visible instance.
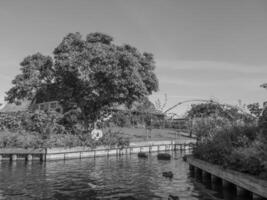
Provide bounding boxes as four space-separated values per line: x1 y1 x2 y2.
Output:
6 32 159 127
5 53 54 104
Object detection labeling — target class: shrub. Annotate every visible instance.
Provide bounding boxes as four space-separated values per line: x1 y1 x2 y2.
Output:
193 139 232 166
0 111 130 149
112 112 131 127
22 110 65 137
189 116 232 142
44 134 82 148
193 122 266 180
0 112 23 131
0 131 43 148
226 147 264 175
99 129 130 148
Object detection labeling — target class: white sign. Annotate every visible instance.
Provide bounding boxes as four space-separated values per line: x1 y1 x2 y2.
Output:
91 129 103 141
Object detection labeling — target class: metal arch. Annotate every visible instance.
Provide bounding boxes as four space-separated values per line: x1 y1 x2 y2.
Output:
163 99 214 114
163 98 252 117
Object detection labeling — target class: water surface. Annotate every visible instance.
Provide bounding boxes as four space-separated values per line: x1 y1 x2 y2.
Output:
0 152 213 200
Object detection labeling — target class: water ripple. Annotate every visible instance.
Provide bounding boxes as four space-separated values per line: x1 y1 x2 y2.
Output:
0 152 213 200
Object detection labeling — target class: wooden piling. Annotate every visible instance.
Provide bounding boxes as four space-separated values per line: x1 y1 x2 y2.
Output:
11 154 17 161
27 154 33 161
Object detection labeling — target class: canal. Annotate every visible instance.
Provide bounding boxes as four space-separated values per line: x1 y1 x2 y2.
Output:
0 152 222 200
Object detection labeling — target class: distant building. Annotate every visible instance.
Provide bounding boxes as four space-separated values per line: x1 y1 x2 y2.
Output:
0 100 31 113
0 100 63 113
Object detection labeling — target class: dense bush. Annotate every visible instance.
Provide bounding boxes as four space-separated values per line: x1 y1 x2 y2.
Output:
193 121 267 180
0 112 23 131
0 131 43 148
188 116 232 142
22 111 65 138
226 146 264 175
0 110 130 149
0 128 130 149
112 112 132 127
98 129 129 148
0 111 65 135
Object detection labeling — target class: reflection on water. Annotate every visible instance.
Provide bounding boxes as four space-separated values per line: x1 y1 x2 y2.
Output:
0 152 213 200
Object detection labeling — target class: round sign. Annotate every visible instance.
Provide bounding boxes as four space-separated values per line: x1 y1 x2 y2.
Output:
91 129 103 141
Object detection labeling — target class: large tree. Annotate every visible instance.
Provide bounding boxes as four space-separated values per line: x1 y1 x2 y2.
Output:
5 53 55 104
6 32 159 130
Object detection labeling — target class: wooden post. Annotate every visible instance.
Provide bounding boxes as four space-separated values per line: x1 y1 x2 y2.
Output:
252 193 267 200
211 175 222 191
223 180 234 188
236 186 253 200
202 171 211 186
11 154 17 161
189 165 195 177
222 180 237 200
195 167 202 182
27 154 33 161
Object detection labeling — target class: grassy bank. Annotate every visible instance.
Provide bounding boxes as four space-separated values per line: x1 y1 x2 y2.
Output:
104 127 191 141
0 127 192 149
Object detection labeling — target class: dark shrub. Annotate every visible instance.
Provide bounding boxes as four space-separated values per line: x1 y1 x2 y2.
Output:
227 147 264 175
112 112 131 127
0 131 43 148
194 140 231 165
193 123 267 180
157 153 171 160
259 107 267 140
99 129 130 148
138 152 148 158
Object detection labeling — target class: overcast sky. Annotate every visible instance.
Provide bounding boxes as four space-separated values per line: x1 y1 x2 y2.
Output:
0 0 267 113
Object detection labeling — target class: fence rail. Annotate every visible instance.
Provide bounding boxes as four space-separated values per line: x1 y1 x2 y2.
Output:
0 141 195 162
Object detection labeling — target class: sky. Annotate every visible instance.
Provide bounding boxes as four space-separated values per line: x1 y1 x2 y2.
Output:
0 0 267 114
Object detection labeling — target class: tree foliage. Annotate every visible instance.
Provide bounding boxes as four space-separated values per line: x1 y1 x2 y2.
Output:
247 103 263 117
5 53 55 104
187 102 253 122
187 103 224 118
6 32 159 130
260 83 267 89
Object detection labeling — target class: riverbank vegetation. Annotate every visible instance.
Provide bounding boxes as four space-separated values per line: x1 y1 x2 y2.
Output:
1 32 160 149
0 111 130 148
191 101 267 180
